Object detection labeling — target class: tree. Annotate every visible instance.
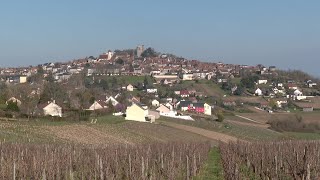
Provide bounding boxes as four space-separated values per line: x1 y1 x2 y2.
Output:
89 97 95 104
136 82 144 91
45 72 55 82
269 100 278 110
0 82 8 104
39 82 69 105
108 101 114 113
74 89 94 109
129 63 134 72
20 95 39 119
234 86 244 96
115 103 125 113
111 77 118 87
144 76 149 88
99 79 109 91
37 65 44 74
217 112 224 122
221 82 231 91
88 56 95 59
141 47 159 58
240 75 259 89
115 58 124 65
6 101 19 112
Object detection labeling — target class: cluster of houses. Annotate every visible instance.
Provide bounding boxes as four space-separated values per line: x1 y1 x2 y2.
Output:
124 98 212 122
0 46 279 86
1 46 319 120
249 79 319 112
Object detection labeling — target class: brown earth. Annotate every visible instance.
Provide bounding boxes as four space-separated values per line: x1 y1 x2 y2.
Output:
46 125 134 146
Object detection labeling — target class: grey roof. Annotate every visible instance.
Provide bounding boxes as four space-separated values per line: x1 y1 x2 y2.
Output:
179 101 192 107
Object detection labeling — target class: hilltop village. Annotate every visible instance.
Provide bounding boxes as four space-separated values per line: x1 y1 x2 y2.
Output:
0 45 319 122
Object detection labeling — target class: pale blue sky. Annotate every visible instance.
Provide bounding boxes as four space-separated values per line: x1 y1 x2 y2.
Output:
0 1 319 76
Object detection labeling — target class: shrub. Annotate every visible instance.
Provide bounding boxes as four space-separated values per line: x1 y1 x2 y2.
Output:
217 112 225 122
268 114 320 133
6 101 19 112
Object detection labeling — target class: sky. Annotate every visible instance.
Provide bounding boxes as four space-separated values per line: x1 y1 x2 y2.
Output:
0 1 319 76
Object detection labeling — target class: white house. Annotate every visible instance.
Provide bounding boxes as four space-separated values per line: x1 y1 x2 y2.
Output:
165 98 173 103
42 102 62 117
151 99 160 107
87 101 108 111
125 103 150 122
255 88 263 96
273 87 286 95
126 84 134 92
277 83 283 87
146 88 158 93
165 102 174 110
204 103 212 116
174 91 181 95
308 83 317 88
275 99 288 108
106 96 119 106
156 104 177 117
182 74 193 81
296 96 307 101
258 80 268 85
294 89 303 96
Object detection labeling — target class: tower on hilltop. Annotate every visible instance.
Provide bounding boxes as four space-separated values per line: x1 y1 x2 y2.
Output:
136 45 144 57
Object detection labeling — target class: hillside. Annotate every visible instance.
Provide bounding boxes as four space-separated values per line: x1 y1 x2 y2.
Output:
0 115 214 146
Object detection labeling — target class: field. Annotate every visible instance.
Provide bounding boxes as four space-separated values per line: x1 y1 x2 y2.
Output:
0 142 210 179
100 75 154 85
159 116 283 141
220 140 320 179
195 81 228 97
0 115 214 145
0 115 226 179
1 109 320 179
166 80 228 97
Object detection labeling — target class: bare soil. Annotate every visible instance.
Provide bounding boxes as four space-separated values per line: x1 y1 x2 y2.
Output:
46 125 134 146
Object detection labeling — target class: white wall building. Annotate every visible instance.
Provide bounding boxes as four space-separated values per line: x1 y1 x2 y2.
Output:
255 88 263 96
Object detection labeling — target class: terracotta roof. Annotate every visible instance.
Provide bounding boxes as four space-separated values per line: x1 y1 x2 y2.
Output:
287 83 297 87
180 90 189 95
98 54 108 60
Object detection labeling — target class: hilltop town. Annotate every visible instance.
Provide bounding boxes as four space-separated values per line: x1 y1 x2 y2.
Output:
1 45 320 179
0 45 319 124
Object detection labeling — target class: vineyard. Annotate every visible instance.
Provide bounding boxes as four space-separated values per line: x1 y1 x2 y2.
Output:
220 140 320 180
0 142 210 179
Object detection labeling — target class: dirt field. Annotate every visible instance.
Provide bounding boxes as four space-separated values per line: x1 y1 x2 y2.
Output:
0 119 213 145
46 125 134 146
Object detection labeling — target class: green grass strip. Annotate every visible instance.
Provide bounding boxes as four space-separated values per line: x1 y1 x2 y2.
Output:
195 147 224 180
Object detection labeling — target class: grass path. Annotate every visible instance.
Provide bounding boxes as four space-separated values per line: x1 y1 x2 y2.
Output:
195 148 224 180
162 121 241 143
234 114 263 124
